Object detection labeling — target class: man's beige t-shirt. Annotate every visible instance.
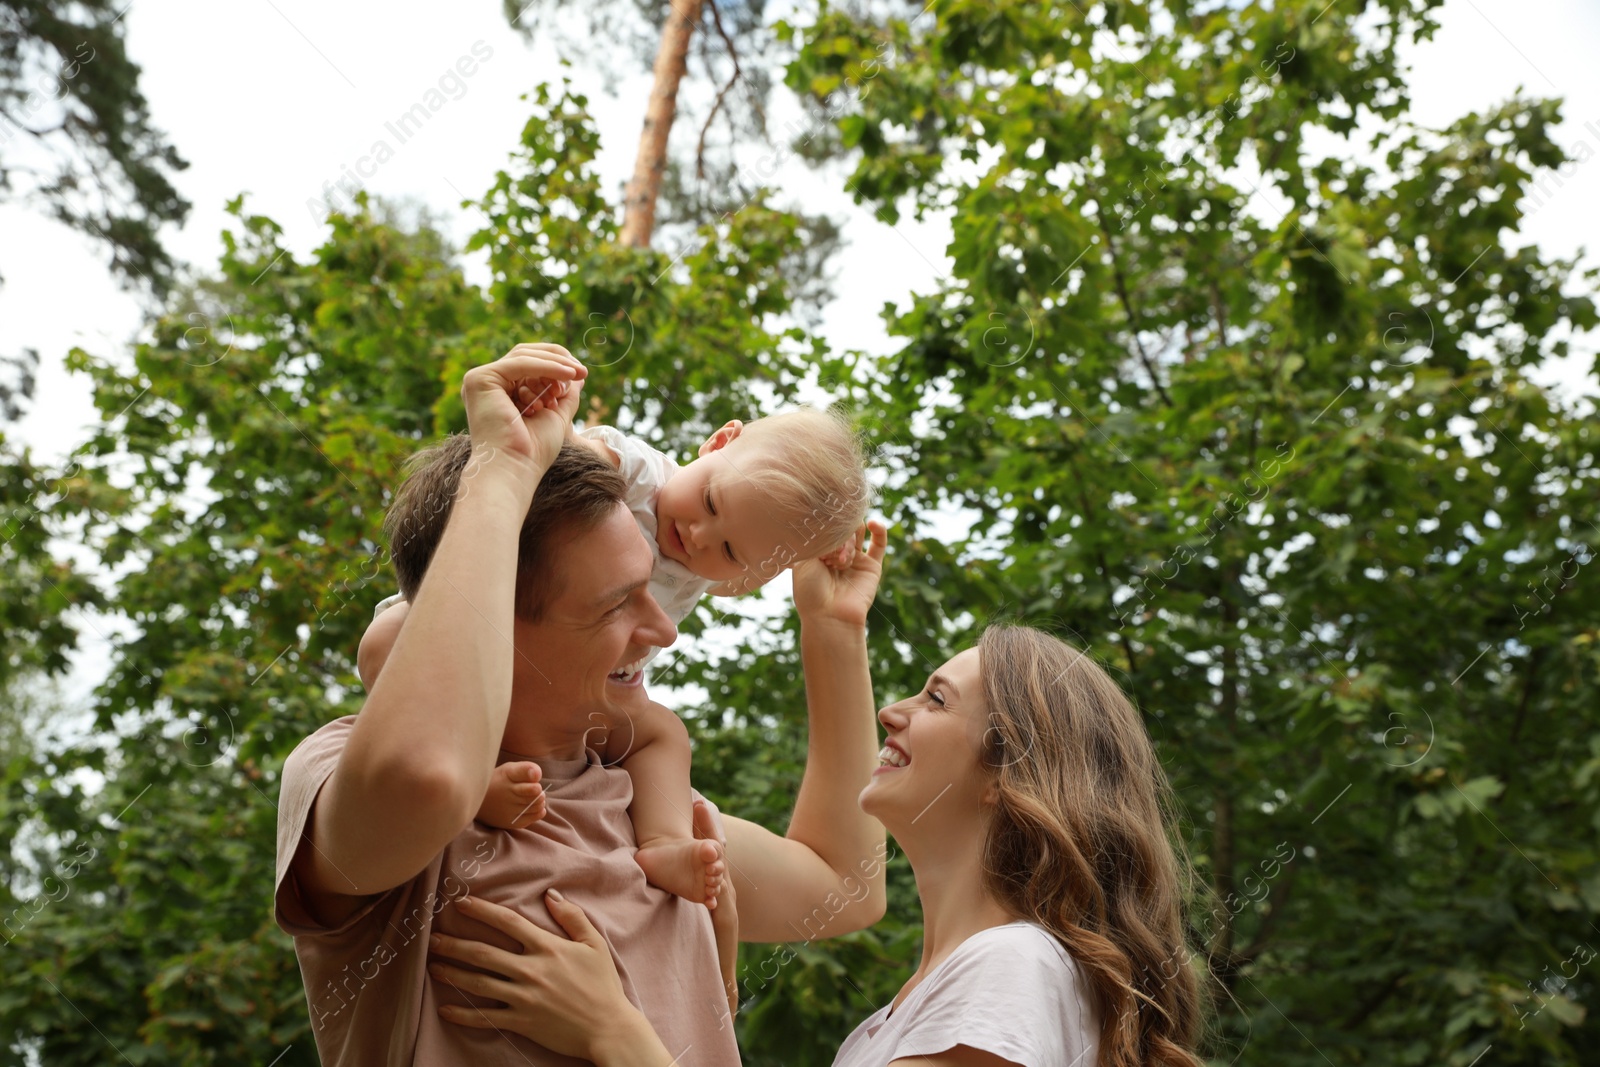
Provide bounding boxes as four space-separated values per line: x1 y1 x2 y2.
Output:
274 716 739 1067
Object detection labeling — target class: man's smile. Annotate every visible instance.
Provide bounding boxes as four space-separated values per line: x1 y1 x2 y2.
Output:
608 654 649 687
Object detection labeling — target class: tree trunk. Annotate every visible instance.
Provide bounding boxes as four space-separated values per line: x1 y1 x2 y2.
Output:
619 0 704 248
1211 576 1240 984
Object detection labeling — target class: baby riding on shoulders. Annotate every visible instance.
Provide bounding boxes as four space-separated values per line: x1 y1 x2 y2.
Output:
358 347 871 908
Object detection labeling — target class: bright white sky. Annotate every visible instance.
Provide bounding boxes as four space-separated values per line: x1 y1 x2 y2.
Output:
1 0 1596 707
4 0 1597 466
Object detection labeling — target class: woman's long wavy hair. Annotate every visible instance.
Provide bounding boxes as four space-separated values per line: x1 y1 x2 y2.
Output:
977 623 1206 1067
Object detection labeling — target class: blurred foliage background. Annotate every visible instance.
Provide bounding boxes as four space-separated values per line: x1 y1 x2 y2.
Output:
2 0 1599 1064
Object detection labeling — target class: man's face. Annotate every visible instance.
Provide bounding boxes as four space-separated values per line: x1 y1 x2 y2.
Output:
510 502 678 733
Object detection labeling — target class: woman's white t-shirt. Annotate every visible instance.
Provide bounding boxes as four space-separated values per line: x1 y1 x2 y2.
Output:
831 922 1099 1067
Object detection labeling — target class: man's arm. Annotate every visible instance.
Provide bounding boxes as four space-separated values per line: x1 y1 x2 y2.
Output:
291 347 585 920
724 522 889 942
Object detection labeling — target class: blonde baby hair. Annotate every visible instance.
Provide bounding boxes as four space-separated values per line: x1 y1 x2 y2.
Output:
731 406 872 561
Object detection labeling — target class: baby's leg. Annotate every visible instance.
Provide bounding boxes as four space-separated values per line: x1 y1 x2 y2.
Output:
357 598 410 691
475 761 546 830
605 703 724 906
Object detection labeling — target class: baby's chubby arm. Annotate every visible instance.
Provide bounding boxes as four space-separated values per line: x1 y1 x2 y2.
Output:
584 699 676 767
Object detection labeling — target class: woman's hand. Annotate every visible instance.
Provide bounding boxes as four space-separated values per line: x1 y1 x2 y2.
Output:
430 892 665 1062
792 519 888 630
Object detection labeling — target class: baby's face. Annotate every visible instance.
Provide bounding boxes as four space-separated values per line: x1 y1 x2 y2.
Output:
654 448 805 587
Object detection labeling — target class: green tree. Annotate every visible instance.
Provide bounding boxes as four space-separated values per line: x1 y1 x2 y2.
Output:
498 0 843 312
784 0 1600 1063
1 0 190 295
0 80 853 1064
8 2 1600 1065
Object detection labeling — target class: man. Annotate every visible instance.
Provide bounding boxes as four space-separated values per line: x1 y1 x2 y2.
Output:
274 345 887 1064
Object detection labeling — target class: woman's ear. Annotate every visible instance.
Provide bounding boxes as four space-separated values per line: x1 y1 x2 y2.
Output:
698 419 744 458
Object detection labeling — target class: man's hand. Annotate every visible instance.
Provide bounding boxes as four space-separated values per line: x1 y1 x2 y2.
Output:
460 343 587 489
792 519 888 629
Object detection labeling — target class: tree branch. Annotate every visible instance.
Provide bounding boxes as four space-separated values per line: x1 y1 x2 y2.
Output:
696 0 743 181
0 112 69 139
619 0 705 248
1061 428 1140 679
1341 969 1405 1031
1096 214 1174 407
1506 646 1543 751
1237 863 1297 962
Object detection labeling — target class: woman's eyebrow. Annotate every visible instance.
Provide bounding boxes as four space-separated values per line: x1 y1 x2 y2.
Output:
928 672 961 699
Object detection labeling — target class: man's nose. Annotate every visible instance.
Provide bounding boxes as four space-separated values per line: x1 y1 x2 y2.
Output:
641 592 677 649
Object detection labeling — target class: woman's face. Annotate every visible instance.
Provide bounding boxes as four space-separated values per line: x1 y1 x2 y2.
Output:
859 647 993 829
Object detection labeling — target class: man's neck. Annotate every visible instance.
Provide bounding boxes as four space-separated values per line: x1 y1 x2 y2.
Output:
499 706 594 762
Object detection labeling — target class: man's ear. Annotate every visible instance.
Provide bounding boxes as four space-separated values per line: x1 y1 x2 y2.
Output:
698 419 744 458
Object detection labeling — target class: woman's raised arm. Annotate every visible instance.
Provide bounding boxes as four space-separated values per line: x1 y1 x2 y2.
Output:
726 519 890 942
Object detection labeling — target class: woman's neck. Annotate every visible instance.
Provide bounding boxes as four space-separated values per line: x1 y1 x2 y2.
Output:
902 823 1017 975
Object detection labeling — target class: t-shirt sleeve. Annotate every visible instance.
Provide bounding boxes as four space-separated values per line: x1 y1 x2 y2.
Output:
580 424 675 508
890 926 1098 1067
273 717 388 936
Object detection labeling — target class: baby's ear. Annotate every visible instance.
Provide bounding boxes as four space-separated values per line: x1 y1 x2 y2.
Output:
697 419 745 458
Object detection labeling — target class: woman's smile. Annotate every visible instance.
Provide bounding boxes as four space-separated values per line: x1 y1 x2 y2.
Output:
874 738 910 774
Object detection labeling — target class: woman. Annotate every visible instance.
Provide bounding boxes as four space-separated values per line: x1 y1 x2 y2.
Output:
427 625 1206 1067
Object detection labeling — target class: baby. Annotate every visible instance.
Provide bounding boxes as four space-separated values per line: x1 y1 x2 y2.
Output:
358 367 871 908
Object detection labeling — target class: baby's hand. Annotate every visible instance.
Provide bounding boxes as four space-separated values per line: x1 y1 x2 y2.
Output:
817 538 858 571
475 761 546 830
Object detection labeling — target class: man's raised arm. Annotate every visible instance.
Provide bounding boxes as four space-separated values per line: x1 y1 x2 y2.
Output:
725 521 890 942
291 346 586 911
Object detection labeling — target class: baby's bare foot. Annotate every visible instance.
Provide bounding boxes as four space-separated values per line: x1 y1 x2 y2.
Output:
636 838 725 907
476 762 546 830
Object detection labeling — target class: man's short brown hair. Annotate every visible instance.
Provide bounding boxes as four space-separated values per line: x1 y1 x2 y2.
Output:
382 436 629 621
